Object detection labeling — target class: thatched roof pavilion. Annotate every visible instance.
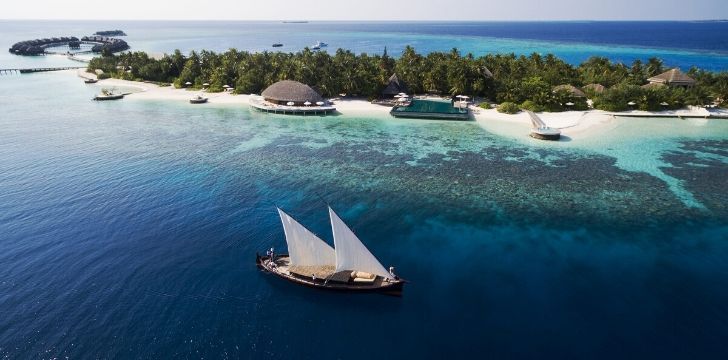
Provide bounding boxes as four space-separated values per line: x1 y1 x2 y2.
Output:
553 85 586 98
583 83 606 94
647 68 696 87
382 73 408 98
262 80 323 106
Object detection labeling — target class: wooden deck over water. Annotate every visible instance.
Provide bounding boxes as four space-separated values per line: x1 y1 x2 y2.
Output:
249 96 336 115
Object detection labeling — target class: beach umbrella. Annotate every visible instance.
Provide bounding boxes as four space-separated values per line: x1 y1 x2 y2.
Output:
316 101 325 106
627 101 636 106
565 102 575 106
223 85 230 89
287 102 295 106
304 101 312 106
202 83 210 87
185 81 192 86
660 102 669 106
397 97 409 103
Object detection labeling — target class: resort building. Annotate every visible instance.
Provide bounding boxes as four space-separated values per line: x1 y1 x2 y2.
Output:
641 82 667 90
249 80 336 115
647 68 696 88
382 74 408 98
553 84 586 98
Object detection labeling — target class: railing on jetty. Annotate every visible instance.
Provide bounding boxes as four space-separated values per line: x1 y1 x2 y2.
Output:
0 67 85 75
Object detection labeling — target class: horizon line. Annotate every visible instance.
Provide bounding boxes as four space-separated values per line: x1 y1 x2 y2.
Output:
2 18 727 22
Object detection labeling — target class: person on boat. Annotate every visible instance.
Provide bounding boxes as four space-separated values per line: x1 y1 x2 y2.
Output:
267 247 276 267
389 266 398 280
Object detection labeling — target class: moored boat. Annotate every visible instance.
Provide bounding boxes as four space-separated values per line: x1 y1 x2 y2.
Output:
272 43 283 47
84 78 98 84
93 89 124 101
189 95 208 104
257 207 405 296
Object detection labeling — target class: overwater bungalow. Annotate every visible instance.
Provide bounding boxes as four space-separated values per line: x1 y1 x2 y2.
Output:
647 68 696 88
249 80 336 115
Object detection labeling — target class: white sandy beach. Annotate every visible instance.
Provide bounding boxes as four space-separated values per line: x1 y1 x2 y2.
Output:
76 70 722 142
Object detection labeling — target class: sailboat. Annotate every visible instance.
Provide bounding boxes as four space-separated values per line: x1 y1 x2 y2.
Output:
256 207 405 296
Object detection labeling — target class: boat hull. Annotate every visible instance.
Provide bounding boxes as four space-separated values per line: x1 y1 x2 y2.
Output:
256 254 405 296
189 98 208 104
93 94 124 101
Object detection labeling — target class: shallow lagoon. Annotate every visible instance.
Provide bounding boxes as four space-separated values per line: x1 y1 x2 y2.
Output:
1 72 727 358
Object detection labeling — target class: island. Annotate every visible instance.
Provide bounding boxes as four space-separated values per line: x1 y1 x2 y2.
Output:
94 30 127 36
86 47 727 116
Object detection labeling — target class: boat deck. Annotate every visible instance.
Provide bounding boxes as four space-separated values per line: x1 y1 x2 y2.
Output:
257 255 403 295
249 96 336 115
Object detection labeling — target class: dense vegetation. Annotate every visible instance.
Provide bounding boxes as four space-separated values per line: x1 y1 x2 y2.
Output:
88 47 728 112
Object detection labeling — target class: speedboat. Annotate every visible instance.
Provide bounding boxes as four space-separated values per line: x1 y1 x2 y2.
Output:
272 43 283 48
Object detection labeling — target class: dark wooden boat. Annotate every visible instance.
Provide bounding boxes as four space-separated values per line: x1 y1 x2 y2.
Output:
258 207 405 296
272 43 284 47
84 78 98 84
257 254 404 296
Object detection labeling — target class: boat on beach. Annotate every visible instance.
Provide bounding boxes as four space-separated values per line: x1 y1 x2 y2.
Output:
257 207 405 296
189 94 208 104
84 78 98 84
93 89 124 101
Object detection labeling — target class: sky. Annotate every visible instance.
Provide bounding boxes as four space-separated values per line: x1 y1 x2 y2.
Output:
2 0 726 21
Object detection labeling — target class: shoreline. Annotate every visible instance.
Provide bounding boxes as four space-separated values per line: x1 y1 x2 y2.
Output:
74 70 725 142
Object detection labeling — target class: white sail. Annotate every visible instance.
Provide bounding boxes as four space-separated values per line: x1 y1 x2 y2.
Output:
329 207 393 279
277 208 336 267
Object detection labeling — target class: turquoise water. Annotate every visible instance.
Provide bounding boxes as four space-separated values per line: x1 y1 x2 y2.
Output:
2 20 728 358
2 21 728 70
1 69 727 358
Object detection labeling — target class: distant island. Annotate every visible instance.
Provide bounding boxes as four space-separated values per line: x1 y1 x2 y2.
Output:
94 30 127 36
87 47 727 113
282 21 308 24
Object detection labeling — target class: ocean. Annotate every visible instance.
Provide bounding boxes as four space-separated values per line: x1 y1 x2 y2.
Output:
1 20 728 70
1 21 728 359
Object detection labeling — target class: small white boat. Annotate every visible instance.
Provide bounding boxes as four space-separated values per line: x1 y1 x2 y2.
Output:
189 95 208 104
93 88 124 101
311 41 328 50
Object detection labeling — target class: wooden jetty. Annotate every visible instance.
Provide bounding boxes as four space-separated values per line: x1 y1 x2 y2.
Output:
0 67 85 75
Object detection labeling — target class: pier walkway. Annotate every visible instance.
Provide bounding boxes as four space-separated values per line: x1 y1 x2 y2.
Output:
0 67 85 75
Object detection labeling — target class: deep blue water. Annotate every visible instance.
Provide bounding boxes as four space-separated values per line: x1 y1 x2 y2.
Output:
1 20 728 70
1 22 728 359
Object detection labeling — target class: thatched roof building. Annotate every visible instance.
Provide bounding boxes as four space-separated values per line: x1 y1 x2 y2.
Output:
382 73 408 97
641 82 667 90
647 68 696 87
553 85 586 98
262 80 323 105
583 83 606 94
